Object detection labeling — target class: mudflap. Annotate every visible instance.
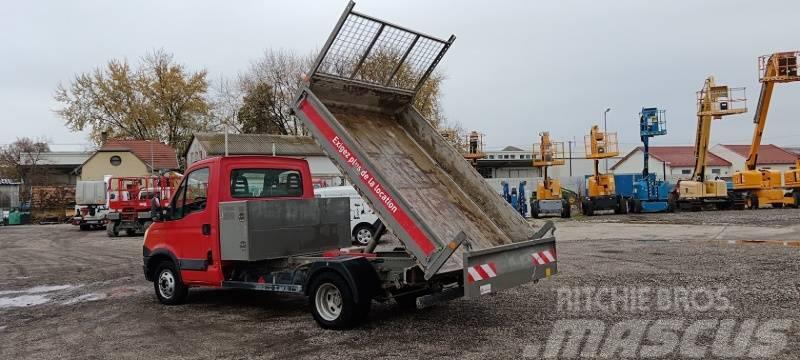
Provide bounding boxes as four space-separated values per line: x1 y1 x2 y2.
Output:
463 222 557 299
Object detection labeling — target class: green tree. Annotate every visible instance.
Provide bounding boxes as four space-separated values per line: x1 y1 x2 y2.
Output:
236 82 283 134
54 50 211 152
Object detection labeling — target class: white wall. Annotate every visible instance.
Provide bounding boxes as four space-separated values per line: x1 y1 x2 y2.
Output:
711 144 796 174
611 149 668 175
185 139 207 165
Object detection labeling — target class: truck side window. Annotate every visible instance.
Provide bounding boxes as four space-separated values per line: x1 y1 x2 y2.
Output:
171 168 209 219
230 169 302 198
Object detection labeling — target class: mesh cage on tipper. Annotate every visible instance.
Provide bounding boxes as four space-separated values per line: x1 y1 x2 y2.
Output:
309 1 456 96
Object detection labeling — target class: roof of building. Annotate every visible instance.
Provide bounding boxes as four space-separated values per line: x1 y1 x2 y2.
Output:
783 146 800 155
499 145 525 152
20 151 91 166
717 144 799 165
611 146 731 170
188 133 325 157
98 140 179 170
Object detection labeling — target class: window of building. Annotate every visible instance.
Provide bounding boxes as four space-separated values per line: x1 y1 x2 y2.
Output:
230 169 303 198
711 168 721 174
510 155 516 159
109 155 122 166
477 167 493 178
503 155 509 159
488 155 494 159
681 169 691 175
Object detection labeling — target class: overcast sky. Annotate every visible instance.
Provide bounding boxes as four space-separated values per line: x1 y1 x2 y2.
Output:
1 0 799 152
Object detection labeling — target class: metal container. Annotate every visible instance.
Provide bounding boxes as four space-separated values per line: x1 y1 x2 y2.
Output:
219 198 350 261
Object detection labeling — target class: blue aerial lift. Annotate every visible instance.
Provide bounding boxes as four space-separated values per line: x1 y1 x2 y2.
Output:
502 180 528 217
630 108 673 213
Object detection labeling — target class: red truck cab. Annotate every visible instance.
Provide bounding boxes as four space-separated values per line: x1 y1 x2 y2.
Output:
143 156 314 296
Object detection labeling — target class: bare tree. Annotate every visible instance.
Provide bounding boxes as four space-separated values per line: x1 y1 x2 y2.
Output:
0 137 51 202
237 49 313 135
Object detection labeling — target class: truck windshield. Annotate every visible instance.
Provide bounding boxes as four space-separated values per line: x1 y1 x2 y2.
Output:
230 169 302 198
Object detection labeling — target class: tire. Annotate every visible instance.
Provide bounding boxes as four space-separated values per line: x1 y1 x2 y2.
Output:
582 199 594 216
352 224 375 246
618 197 628 214
309 272 370 329
561 199 571 218
153 261 188 305
125 229 137 237
748 195 759 210
632 199 643 213
667 193 678 213
106 221 119 237
531 201 540 219
794 193 800 209
79 224 90 231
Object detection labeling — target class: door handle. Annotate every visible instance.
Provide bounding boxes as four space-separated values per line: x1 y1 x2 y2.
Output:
202 224 211 235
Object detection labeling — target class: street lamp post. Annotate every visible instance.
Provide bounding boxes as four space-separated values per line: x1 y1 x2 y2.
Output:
603 108 611 172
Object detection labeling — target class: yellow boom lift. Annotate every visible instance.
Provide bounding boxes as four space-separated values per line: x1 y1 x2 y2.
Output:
671 76 747 211
732 51 800 209
531 132 570 218
582 125 627 215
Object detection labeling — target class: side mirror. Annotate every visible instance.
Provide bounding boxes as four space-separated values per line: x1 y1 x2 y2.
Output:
151 197 168 222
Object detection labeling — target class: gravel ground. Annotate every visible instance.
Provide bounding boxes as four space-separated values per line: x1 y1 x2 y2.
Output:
1 215 799 359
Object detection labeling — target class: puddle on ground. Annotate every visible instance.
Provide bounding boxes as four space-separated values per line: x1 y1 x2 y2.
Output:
0 283 144 309
0 295 50 308
0 285 77 296
62 293 108 305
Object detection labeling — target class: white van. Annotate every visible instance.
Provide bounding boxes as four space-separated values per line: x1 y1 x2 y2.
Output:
314 186 379 245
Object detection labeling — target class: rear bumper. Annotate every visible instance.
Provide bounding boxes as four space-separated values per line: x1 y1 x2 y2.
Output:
589 195 619 209
536 199 563 215
462 223 557 299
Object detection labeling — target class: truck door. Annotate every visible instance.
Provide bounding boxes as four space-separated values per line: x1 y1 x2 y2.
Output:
168 167 219 285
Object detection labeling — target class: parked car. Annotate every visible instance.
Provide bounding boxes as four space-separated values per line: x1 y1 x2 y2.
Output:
314 186 379 245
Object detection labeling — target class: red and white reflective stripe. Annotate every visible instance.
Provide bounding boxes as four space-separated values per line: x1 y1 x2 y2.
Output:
531 249 556 265
466 262 497 283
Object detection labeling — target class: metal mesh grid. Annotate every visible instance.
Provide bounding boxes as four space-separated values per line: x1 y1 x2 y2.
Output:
696 86 747 116
314 11 450 93
532 142 566 167
584 132 619 159
759 52 800 83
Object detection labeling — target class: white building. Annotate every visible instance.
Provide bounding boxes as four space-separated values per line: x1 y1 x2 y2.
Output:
710 144 798 173
185 133 343 186
611 146 732 179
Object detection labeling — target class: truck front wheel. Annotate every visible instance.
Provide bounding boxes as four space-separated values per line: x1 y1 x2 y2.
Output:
153 261 188 305
309 272 369 329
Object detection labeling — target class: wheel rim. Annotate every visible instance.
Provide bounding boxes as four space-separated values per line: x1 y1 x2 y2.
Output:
356 228 372 245
315 283 343 321
158 269 176 299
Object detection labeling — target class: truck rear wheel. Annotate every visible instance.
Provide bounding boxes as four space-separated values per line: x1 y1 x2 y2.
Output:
154 261 188 305
531 201 540 219
309 272 370 329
